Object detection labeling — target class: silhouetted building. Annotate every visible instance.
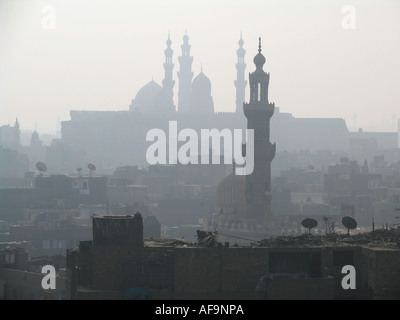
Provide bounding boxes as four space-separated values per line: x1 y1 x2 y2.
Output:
0 118 20 151
93 214 143 247
244 38 276 226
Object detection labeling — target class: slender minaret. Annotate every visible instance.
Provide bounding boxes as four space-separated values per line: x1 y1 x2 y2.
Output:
14 118 20 148
162 32 175 96
243 38 276 226
177 31 193 112
234 33 247 114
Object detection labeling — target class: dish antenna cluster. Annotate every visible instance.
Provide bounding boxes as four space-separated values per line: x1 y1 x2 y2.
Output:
301 218 318 234
35 162 47 176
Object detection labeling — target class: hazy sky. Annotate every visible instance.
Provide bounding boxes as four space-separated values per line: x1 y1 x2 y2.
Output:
0 0 399 134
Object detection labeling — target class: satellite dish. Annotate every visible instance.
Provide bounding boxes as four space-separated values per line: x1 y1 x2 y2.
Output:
342 216 357 235
301 218 318 234
35 162 47 175
88 163 96 177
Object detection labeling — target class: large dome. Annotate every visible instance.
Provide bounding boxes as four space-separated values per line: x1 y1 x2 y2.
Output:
130 80 162 112
130 80 175 114
216 172 246 215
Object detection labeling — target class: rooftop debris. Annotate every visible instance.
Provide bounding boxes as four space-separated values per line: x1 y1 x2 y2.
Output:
144 238 192 247
196 230 220 247
253 228 400 248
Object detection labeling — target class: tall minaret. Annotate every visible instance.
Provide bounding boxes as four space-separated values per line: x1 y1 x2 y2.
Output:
243 38 276 226
177 31 193 112
162 32 175 96
234 33 247 114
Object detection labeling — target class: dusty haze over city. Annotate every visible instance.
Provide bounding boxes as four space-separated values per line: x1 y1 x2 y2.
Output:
0 0 399 134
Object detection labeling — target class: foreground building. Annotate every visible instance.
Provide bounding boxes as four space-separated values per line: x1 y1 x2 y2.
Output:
66 214 400 300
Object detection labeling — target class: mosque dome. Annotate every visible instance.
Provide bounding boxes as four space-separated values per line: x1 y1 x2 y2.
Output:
192 71 211 95
31 130 40 146
130 80 163 112
216 172 246 215
253 52 265 69
189 71 214 114
31 130 39 141
253 37 266 70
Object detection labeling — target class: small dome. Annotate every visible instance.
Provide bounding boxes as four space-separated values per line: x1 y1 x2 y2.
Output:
31 130 39 140
192 72 211 94
254 52 266 69
31 130 40 146
216 172 246 215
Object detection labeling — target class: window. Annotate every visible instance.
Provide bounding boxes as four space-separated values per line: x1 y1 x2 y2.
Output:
52 240 58 249
58 240 65 248
5 253 15 264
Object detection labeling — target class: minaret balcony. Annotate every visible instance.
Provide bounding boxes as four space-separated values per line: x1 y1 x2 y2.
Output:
243 102 275 119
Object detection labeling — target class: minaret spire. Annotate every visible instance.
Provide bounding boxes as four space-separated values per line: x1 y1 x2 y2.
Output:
162 31 175 96
234 33 247 114
177 31 194 112
243 38 276 227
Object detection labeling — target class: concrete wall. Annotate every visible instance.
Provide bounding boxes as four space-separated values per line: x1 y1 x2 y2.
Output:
0 267 65 300
266 276 335 300
361 247 400 300
66 243 400 300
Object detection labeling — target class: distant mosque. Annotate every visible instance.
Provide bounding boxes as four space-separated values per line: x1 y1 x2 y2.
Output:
60 31 395 176
127 31 239 116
